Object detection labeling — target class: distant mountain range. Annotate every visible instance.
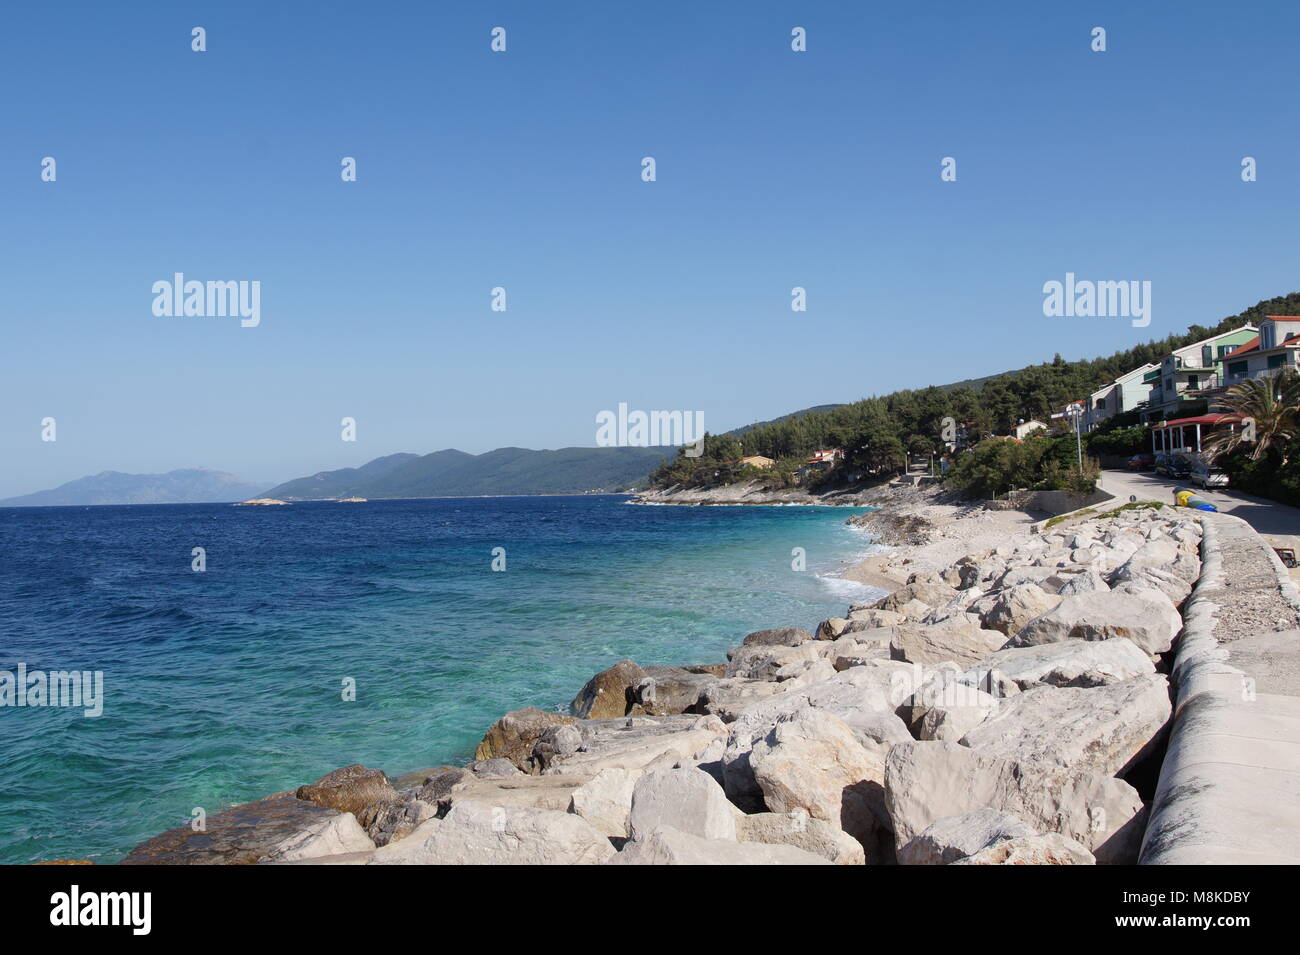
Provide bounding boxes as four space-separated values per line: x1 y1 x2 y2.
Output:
0 468 266 507
262 446 673 500
1 447 676 507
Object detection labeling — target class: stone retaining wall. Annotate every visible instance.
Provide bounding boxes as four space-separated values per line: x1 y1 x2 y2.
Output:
1139 513 1300 864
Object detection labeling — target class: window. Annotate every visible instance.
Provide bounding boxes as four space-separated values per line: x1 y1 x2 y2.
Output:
1268 354 1285 369
1201 345 1212 364
1187 374 1199 389
1228 361 1248 378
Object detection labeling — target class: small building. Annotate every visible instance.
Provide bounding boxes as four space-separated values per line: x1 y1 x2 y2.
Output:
804 449 843 469
740 455 776 470
1142 324 1260 421
1084 363 1159 432
1150 413 1243 457
1012 419 1048 439
1221 315 1300 387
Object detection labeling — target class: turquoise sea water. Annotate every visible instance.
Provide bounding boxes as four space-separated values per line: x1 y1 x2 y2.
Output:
0 495 881 863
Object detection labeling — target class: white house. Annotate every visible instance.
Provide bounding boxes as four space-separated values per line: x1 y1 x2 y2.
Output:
1012 419 1048 439
1143 324 1259 421
1221 315 1300 385
1084 362 1158 432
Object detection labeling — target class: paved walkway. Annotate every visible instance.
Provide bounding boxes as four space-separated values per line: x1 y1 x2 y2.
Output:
1140 513 1300 864
1100 468 1300 566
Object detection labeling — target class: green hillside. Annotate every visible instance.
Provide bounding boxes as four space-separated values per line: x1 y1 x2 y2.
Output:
263 446 672 500
653 293 1300 487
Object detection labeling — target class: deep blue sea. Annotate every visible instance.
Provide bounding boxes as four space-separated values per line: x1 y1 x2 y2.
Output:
0 495 880 863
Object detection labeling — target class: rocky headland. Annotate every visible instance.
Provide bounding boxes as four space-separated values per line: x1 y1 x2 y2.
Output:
632 479 889 507
112 496 1214 866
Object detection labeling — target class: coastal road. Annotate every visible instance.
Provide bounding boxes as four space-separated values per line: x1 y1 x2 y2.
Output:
1099 469 1300 572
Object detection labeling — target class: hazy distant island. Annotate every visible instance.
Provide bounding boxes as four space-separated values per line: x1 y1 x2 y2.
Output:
0 468 266 508
0 447 673 507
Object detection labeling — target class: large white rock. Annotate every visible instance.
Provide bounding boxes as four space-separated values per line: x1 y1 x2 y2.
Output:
974 583 1063 637
726 642 826 680
951 832 1096 865
541 716 725 775
975 637 1155 690
567 767 642 838
1007 590 1183 658
370 801 614 865
628 767 736 841
262 810 376 862
700 677 789 721
897 808 1037 865
748 708 886 850
606 825 832 865
735 810 866 865
847 608 906 628
717 671 913 809
1057 570 1110 596
959 675 1171 776
917 693 999 741
890 620 1008 668
883 741 1146 864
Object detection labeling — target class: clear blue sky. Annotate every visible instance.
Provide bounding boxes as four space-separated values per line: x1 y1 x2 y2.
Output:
2 1 1297 497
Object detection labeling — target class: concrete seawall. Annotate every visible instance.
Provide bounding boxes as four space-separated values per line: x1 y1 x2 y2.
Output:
1140 512 1300 864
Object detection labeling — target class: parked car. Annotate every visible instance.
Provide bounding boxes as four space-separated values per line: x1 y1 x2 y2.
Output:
1191 465 1230 488
1154 453 1173 476
1166 455 1193 479
1128 453 1155 471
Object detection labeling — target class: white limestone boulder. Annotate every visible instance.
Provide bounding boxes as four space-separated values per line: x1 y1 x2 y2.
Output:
263 810 376 863
958 675 1172 776
974 583 1063 637
1007 590 1182 658
606 825 832 865
370 801 614 865
891 619 1008 668
567 766 642 838
735 809 866 865
897 808 1037 865
628 767 736 841
748 708 886 850
883 741 1146 864
951 832 1096 865
975 637 1155 690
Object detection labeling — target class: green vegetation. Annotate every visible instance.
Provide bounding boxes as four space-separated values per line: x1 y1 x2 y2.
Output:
1204 368 1300 506
944 434 1100 498
1044 508 1097 530
651 294 1300 503
265 446 673 499
1101 501 1167 518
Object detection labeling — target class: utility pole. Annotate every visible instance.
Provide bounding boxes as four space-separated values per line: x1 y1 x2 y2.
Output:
1067 403 1084 472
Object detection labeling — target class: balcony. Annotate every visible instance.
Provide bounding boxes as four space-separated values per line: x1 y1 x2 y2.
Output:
1224 366 1291 386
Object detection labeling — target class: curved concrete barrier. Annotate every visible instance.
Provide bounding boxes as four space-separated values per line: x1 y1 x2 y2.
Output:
1140 513 1300 864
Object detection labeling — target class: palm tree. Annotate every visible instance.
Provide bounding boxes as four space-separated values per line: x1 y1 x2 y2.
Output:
1205 368 1300 462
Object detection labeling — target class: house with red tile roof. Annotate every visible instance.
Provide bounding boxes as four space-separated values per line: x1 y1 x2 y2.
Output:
1141 324 1258 421
1220 315 1300 387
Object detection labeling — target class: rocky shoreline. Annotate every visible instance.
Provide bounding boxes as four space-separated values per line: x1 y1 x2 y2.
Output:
631 479 892 507
102 495 1210 866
